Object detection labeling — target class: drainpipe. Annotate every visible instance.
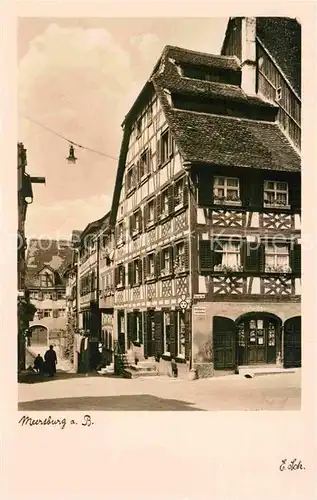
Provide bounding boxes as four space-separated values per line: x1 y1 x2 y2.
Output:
73 249 80 373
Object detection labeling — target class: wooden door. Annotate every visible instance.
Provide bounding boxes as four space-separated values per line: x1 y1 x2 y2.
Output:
213 316 236 370
284 317 301 368
147 311 156 357
247 319 266 364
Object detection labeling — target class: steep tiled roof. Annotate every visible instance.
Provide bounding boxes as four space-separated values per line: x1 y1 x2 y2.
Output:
163 45 240 72
25 239 73 288
164 110 300 172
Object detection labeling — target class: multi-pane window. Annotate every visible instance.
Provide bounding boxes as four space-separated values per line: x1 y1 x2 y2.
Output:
148 253 155 278
136 118 142 137
139 150 149 178
134 260 141 284
264 181 289 207
57 291 65 299
265 242 290 272
43 309 52 318
117 222 124 244
117 266 125 286
161 189 169 216
214 241 241 271
174 178 184 207
174 242 185 272
161 130 170 164
36 309 44 319
148 199 155 224
40 273 54 287
126 167 134 191
163 311 171 354
177 311 186 357
161 248 170 274
213 177 240 203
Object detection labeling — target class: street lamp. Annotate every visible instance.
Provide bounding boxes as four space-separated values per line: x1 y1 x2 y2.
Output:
67 144 77 164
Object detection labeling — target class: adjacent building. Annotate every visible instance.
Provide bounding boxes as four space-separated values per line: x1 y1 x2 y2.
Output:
25 238 73 347
17 142 45 371
107 17 301 378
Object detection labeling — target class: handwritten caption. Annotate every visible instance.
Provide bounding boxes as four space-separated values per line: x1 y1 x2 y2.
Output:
279 458 305 471
18 414 94 430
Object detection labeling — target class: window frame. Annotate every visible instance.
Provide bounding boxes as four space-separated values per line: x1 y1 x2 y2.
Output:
213 176 241 205
213 240 242 272
264 242 291 273
174 241 185 273
161 248 170 276
263 180 290 209
163 311 171 355
177 310 186 358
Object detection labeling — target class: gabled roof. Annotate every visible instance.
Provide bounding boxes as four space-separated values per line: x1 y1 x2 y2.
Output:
25 239 73 288
80 211 110 242
110 41 301 225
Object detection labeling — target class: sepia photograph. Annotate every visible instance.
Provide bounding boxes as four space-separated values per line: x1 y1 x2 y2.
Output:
17 15 302 412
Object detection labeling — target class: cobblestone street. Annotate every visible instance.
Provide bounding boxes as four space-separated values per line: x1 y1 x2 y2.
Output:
18 370 301 411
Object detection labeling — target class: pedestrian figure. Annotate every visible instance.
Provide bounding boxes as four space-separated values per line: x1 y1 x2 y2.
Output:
34 354 44 374
44 345 57 377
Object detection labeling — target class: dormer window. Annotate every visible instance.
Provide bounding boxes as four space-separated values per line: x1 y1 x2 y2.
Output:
40 272 54 288
213 177 241 205
264 181 289 208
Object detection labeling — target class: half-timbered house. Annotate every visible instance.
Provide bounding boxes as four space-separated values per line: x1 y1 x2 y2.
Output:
109 17 301 378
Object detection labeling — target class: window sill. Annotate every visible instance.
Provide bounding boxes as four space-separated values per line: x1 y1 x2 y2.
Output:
116 285 125 290
116 240 125 249
126 187 136 197
174 202 184 212
213 199 242 206
131 231 141 240
146 220 156 230
146 276 156 282
140 173 150 185
264 204 291 210
160 272 172 280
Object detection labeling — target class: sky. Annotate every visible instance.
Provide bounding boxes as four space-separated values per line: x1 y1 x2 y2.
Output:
18 17 229 239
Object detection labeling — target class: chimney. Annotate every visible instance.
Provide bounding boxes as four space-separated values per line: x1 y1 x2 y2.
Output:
240 17 257 95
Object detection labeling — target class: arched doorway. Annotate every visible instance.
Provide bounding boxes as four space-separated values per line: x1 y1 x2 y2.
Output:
213 316 236 370
235 313 282 366
284 317 301 368
29 324 48 345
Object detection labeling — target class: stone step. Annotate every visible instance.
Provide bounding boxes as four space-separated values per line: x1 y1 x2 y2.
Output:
238 366 297 378
124 368 158 379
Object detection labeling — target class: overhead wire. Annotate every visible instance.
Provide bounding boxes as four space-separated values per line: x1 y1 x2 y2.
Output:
22 115 119 161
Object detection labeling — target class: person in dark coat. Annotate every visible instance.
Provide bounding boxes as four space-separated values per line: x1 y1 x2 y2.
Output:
44 345 57 376
34 354 44 374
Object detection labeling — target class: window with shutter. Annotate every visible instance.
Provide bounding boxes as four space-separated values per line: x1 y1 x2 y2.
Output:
155 252 161 278
154 311 163 356
198 171 213 206
199 240 213 272
138 259 143 284
143 257 147 281
163 311 171 354
289 178 301 210
128 262 133 285
156 138 162 167
168 185 174 214
144 202 149 228
169 311 177 358
168 247 173 273
177 310 186 357
291 243 301 275
243 241 260 273
156 194 161 220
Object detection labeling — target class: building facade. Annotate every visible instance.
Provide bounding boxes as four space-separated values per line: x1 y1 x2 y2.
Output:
17 143 45 371
108 17 301 378
25 238 72 347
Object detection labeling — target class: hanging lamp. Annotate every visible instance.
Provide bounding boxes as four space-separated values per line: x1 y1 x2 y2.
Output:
67 144 77 164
